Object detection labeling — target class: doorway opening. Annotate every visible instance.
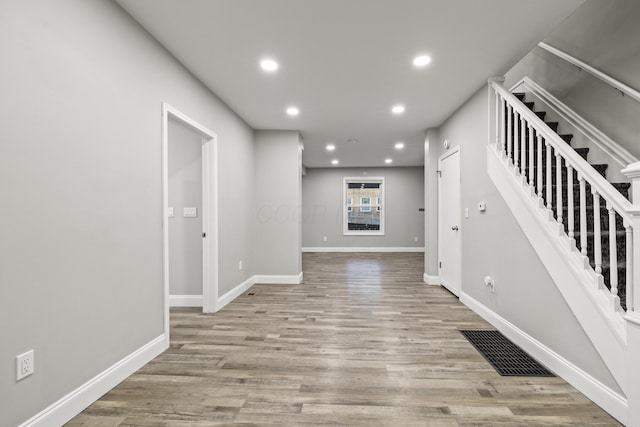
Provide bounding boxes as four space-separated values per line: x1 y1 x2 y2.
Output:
162 103 218 347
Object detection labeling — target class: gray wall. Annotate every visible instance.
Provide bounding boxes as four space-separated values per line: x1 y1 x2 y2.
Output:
169 119 203 296
253 130 302 276
0 1 255 425
302 167 424 248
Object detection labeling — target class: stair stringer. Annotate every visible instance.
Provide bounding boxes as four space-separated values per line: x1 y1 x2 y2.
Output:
487 145 627 393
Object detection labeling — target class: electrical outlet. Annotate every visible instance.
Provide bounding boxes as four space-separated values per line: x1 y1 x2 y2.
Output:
16 350 34 381
414 236 419 242
323 236 327 242
238 260 243 271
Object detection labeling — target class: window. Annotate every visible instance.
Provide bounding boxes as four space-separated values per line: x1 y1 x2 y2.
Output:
343 177 385 235
360 197 371 212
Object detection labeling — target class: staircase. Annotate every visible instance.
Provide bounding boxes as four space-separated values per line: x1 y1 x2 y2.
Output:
510 92 631 310
485 78 638 416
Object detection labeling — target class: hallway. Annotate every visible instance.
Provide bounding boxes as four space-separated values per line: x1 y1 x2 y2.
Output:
67 253 619 426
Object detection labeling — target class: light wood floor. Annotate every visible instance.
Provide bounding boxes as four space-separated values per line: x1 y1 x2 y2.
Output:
67 252 620 426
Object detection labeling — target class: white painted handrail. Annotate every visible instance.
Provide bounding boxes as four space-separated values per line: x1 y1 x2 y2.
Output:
539 42 640 104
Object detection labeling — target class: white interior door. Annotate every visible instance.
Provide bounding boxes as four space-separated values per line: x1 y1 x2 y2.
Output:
438 147 461 296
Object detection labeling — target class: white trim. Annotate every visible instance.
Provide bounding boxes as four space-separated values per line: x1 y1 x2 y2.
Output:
625 312 640 327
162 102 220 351
254 272 303 284
538 42 640 104
302 247 424 253
201 133 219 314
511 76 637 168
169 295 203 307
214 272 305 312
423 273 441 285
343 176 385 236
216 276 256 311
18 335 165 427
460 292 627 425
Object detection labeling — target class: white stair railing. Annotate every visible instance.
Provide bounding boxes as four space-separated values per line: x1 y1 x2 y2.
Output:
489 80 634 313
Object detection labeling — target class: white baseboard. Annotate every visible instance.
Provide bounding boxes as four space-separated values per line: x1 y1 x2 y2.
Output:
424 273 441 285
254 272 303 284
216 275 256 312
19 334 165 427
169 294 203 307
460 292 627 425
302 247 424 253
216 272 304 312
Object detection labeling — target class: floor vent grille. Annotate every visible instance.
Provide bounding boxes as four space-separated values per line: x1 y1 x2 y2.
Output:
460 329 554 377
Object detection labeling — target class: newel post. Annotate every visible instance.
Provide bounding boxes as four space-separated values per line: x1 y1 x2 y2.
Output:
622 161 640 426
487 76 505 151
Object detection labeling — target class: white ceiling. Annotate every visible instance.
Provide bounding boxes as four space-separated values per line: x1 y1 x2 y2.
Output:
115 0 584 168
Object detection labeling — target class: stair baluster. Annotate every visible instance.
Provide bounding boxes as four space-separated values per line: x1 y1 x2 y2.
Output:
495 94 501 147
536 134 543 201
514 111 519 170
568 165 575 239
546 142 552 211
520 115 526 180
580 175 588 257
556 152 563 227
528 125 535 188
608 202 619 300
626 223 634 311
499 97 506 154
593 190 602 276
507 105 513 163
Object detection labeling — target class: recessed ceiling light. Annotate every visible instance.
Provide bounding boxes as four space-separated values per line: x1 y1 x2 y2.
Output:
413 55 432 67
331 159 339 165
286 106 299 116
260 59 278 71
391 105 405 114
326 144 336 151
385 158 393 164
394 142 405 150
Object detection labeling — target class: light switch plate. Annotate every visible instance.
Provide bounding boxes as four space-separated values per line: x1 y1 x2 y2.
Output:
183 207 198 218
167 207 174 218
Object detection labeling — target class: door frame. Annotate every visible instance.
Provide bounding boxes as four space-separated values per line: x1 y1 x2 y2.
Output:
162 102 219 348
437 145 461 296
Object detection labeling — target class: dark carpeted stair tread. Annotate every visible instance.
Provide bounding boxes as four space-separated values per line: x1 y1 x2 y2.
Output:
514 92 526 101
612 183 632 199
546 122 559 132
534 111 546 120
559 134 574 144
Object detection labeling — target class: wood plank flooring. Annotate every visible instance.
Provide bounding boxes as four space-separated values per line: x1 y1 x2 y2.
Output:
67 252 621 426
